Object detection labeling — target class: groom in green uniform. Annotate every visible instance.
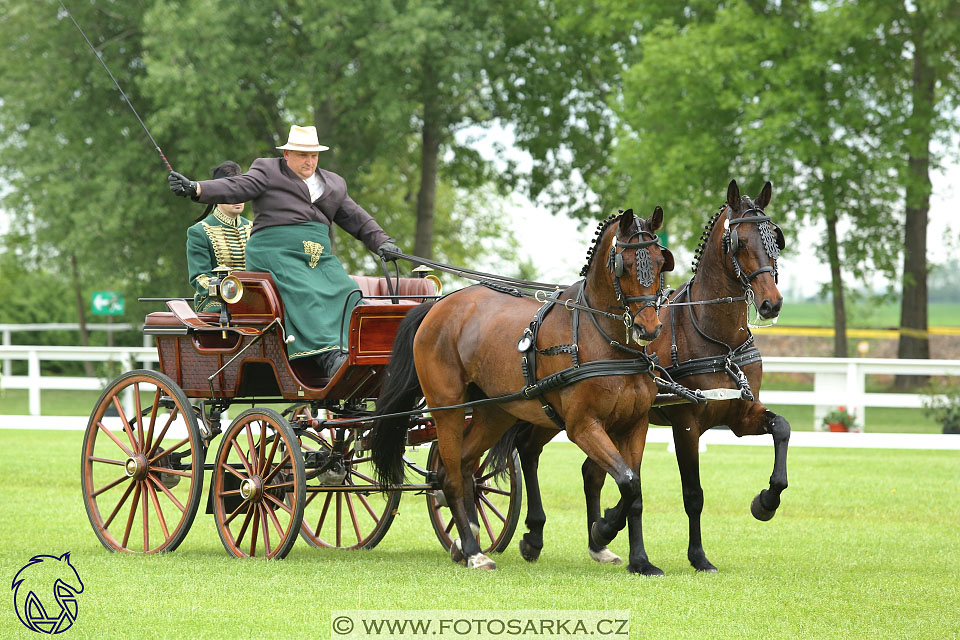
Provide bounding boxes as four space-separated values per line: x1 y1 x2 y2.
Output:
168 126 399 376
185 161 252 312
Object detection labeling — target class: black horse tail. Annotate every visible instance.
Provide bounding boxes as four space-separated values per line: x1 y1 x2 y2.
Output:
487 421 528 482
370 301 436 488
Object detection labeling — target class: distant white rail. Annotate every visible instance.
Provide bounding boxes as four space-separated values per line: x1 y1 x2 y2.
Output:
0 347 957 430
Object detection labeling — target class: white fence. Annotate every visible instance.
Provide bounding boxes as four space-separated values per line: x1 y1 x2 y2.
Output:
0 346 957 428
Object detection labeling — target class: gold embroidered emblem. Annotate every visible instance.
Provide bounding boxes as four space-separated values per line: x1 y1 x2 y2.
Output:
303 241 324 268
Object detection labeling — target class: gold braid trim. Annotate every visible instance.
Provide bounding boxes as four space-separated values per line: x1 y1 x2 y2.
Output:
303 240 325 268
202 221 250 269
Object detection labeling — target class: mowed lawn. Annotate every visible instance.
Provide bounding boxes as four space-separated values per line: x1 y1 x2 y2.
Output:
0 429 957 639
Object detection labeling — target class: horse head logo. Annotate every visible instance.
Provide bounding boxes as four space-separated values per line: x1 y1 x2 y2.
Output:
11 552 84 634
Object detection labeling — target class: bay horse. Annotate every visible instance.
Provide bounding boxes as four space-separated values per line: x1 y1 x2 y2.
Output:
371 207 674 573
508 180 790 574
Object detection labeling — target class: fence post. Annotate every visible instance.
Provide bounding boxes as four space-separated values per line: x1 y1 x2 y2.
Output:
2 329 10 378
847 360 865 431
28 349 41 416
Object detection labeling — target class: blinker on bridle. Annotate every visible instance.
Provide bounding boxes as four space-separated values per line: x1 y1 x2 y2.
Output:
721 206 785 287
607 224 675 338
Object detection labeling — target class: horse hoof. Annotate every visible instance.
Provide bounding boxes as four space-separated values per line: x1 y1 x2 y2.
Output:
628 563 664 577
450 539 466 565
751 493 776 521
590 522 615 548
519 538 541 562
589 547 622 565
467 553 496 570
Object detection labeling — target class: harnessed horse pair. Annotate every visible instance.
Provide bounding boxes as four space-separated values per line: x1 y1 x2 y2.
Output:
371 180 790 574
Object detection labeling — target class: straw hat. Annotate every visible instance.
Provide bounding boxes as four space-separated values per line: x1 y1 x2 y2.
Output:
276 125 329 152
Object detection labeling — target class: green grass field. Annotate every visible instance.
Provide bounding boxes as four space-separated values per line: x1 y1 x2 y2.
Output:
0 429 957 639
774 302 960 328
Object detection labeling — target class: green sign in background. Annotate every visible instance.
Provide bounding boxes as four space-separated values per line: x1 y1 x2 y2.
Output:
91 291 124 316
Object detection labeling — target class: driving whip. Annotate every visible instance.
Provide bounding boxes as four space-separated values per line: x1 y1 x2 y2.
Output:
57 0 173 172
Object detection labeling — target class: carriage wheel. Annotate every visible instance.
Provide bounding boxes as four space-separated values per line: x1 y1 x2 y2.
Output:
212 408 305 558
81 370 204 554
294 421 401 550
425 441 523 554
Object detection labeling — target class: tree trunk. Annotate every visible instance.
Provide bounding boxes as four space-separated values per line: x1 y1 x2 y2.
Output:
825 211 847 357
896 18 934 388
415 89 441 259
70 253 95 377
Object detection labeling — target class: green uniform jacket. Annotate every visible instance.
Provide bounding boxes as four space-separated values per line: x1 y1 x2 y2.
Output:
186 209 252 312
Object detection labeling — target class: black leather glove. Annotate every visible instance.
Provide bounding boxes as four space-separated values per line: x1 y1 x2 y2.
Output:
377 241 400 262
168 171 198 197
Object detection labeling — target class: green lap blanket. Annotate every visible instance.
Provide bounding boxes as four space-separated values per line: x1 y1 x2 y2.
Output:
245 222 360 359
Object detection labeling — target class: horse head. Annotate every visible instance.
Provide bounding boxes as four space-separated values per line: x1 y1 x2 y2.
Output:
12 552 84 633
718 180 784 320
585 206 674 346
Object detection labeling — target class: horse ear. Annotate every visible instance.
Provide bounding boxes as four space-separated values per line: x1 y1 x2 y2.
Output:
618 208 634 235
648 205 663 232
726 180 741 210
756 181 772 209
59 552 71 562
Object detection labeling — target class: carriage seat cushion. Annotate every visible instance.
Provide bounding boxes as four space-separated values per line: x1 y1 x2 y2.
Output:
348 275 437 304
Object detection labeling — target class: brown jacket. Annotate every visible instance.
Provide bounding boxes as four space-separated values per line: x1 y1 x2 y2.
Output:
195 157 390 252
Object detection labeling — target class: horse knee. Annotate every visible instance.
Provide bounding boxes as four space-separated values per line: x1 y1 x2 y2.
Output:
764 412 791 443
615 469 642 498
682 487 704 517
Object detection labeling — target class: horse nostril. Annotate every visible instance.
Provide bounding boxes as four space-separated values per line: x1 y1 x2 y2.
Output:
651 324 662 340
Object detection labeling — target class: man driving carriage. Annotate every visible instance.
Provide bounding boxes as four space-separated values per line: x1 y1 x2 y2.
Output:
168 125 400 377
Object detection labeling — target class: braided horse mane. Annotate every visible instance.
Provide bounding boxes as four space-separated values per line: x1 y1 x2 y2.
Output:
580 212 623 278
690 205 726 275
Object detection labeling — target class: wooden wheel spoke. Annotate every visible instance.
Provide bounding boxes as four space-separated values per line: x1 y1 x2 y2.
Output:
479 493 507 523
147 473 186 513
224 498 249 526
149 466 192 478
348 468 378 485
92 473 130 498
113 396 138 451
303 491 319 509
143 389 161 453
146 482 170 540
264 501 285 538
344 493 362 544
97 421 133 457
223 463 247 481
245 424 258 471
259 505 272 557
89 456 125 466
234 504 256 547
314 492 334 534
263 491 293 514
481 485 511 497
336 493 343 547
249 506 261 557
149 437 190 464
356 493 382 523
134 383 145 451
262 453 291 485
122 483 142 549
261 430 281 476
350 455 374 464
103 481 136 528
477 501 496 542
219 489 243 497
229 438 254 475
444 515 455 535
142 483 150 551
257 424 268 475
146 409 178 458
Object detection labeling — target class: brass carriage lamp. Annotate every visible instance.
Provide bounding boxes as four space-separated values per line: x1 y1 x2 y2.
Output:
207 265 245 336
412 264 442 295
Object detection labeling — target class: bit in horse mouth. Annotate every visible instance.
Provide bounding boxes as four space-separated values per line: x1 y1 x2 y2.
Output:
632 326 653 346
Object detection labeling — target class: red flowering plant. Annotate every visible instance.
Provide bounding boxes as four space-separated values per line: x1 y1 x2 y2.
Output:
822 406 857 430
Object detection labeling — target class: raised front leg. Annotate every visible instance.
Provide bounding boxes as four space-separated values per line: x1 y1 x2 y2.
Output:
751 410 790 520
672 424 716 572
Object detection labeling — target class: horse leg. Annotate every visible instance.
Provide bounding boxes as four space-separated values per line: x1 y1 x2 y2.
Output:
751 408 791 520
672 423 716 572
567 422 641 551
612 425 662 577
514 424 556 562
582 458 621 564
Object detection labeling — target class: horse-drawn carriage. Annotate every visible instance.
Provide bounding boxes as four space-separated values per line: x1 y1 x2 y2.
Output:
80 269 522 558
81 184 791 573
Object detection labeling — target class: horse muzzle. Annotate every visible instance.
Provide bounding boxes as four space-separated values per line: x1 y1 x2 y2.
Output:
632 323 661 346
